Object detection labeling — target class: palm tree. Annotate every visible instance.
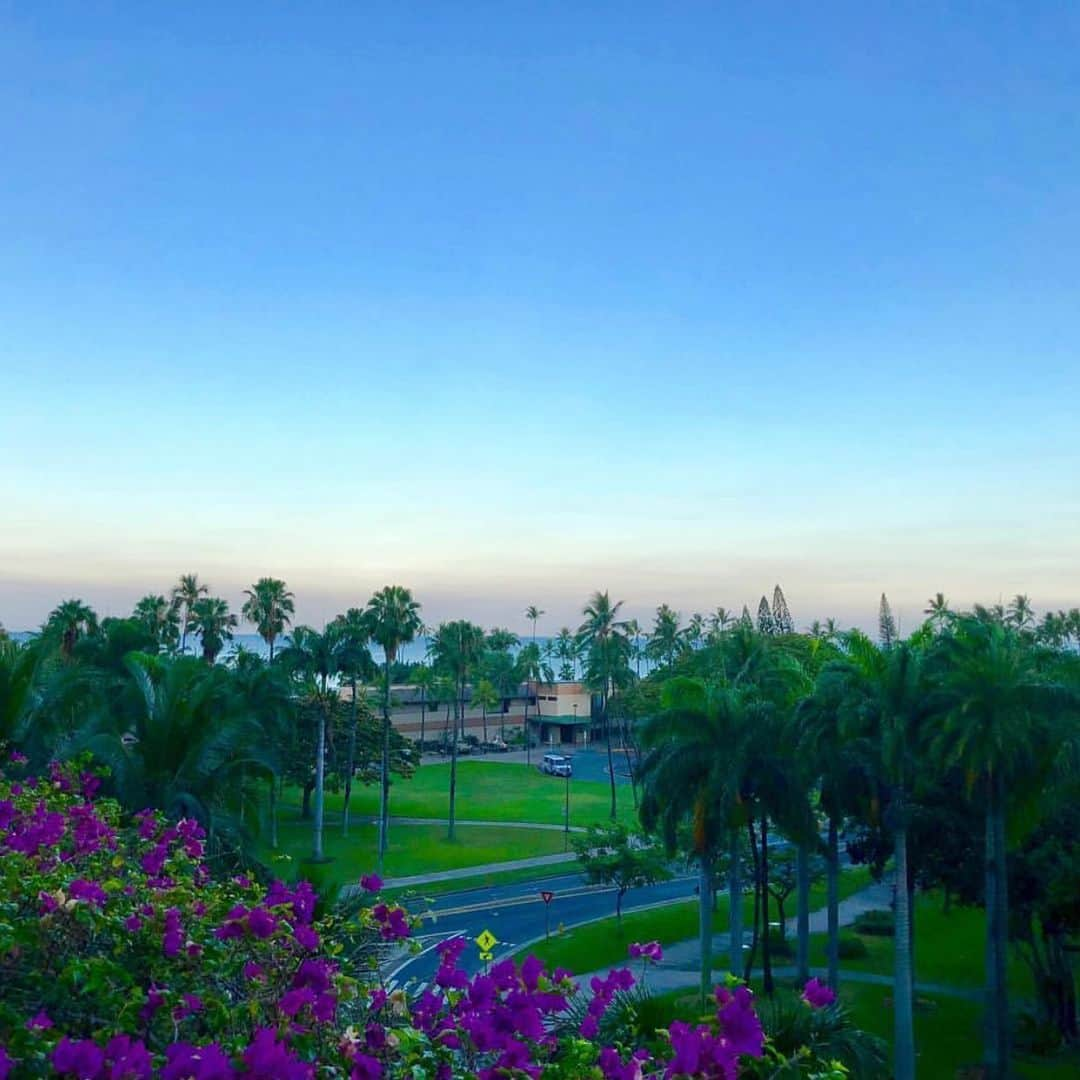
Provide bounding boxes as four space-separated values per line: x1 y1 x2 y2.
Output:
412 662 435 748
826 632 930 1080
279 624 344 862
45 599 98 659
0 636 39 749
639 677 758 1002
516 642 553 763
472 678 499 746
331 608 375 837
525 605 545 643
241 578 295 661
171 574 208 655
684 613 705 651
932 617 1078 1077
73 654 270 851
645 604 683 670
924 592 951 631
429 620 486 840
708 607 734 641
577 591 632 820
189 597 237 664
363 585 423 866
132 594 180 652
1006 593 1035 632
552 627 578 681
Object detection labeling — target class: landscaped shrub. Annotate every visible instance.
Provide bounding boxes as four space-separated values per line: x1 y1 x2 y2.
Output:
852 910 895 937
837 934 870 959
0 755 866 1077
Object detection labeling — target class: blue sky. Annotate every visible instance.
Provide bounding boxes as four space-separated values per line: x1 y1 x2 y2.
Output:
2 3 1078 633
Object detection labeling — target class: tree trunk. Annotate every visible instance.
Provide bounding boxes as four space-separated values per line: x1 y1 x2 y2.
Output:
342 677 357 838
796 841 811 983
729 827 743 975
378 655 392 868
482 705 487 746
419 690 426 747
448 680 461 841
301 778 314 820
827 816 840 991
893 823 916 1080
761 816 773 996
312 707 326 861
269 778 278 850
744 816 760 982
604 690 617 821
984 773 1011 1077
699 850 713 1005
524 684 531 767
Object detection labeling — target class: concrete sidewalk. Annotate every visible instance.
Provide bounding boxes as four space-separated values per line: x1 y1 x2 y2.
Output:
350 815 586 834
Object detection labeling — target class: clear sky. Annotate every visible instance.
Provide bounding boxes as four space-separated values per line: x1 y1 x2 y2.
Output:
2 3 1078 634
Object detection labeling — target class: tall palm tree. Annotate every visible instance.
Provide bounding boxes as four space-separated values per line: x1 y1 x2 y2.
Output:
430 620 486 840
924 592 951 631
577 591 632 820
826 632 930 1080
1006 593 1035 632
132 594 180 652
190 597 237 664
279 624 343 861
525 605 545 643
171 574 208 655
363 585 423 866
645 604 683 670
45 599 98 659
932 618 1078 1078
684 613 705 651
516 642 553 763
412 662 435 748
241 577 295 661
552 627 578 681
472 678 499 746
331 608 375 837
639 677 759 1002
708 607 734 641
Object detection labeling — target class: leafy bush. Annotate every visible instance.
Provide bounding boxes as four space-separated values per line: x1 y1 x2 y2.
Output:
852 910 895 937
837 935 870 959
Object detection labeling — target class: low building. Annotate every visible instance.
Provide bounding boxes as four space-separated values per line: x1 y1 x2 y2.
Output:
528 681 594 747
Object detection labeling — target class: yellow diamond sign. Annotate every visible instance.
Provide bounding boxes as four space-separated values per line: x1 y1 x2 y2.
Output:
475 929 497 953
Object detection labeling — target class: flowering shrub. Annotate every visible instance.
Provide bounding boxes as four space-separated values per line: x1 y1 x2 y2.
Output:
0 756 853 1077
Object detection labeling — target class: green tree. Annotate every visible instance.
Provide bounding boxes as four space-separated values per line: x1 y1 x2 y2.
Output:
363 585 423 867
430 620 486 840
577 591 632 820
412 662 435 748
878 593 898 648
132 594 180 652
1006 593 1035 632
924 592 951 631
190 597 238 664
572 823 671 923
772 585 794 634
515 641 553 764
331 608 376 837
45 599 99 659
552 626 578 681
756 596 776 635
241 577 295 661
932 617 1079 1077
645 604 682 670
171 574 208 656
472 678 499 746
525 605 545 643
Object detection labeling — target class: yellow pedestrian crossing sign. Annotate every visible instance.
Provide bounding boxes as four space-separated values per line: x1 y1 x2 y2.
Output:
476 928 497 960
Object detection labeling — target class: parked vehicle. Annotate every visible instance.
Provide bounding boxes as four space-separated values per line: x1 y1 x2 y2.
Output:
481 737 509 753
540 753 572 777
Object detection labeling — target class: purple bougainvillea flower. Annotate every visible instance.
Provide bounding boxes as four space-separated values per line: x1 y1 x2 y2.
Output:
25 1010 53 1030
349 1052 383 1079
52 1037 106 1078
801 976 837 1010
0 1043 12 1080
69 878 108 908
161 1042 234 1080
359 873 382 893
628 940 663 963
247 906 277 940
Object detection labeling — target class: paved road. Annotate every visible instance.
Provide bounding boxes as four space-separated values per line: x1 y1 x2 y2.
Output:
384 869 697 992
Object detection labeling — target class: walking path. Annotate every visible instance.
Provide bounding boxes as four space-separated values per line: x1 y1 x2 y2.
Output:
382 852 577 889
351 815 586 834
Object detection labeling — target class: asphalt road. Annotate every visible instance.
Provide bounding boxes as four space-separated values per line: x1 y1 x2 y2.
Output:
385 869 697 991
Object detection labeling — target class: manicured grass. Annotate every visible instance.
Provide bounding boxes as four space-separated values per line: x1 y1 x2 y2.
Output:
839 984 1079 1079
266 818 568 884
386 861 575 904
283 761 637 828
806 891 1034 997
518 867 873 974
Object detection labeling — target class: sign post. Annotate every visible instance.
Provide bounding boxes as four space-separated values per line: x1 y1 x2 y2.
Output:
475 928 497 968
540 891 555 939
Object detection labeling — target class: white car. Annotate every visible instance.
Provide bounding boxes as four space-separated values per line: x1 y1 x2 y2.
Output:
540 753 572 777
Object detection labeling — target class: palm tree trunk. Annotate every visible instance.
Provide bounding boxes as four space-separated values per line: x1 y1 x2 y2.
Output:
378 656 392 868
448 681 461 842
342 677 358 838
827 816 840 991
603 691 617 821
761 816 774 996
313 707 326 861
482 705 487 746
419 690 426 748
728 827 743 975
796 841 811 984
699 850 713 1005
893 823 916 1080
984 773 1011 1078
744 816 760 982
269 777 279 850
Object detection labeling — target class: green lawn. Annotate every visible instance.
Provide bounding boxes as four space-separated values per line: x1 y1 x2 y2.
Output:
266 818 568 884
518 867 873 973
283 761 637 828
386 861 574 904
806 892 1034 997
